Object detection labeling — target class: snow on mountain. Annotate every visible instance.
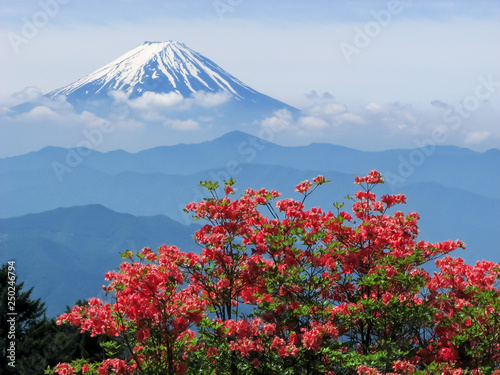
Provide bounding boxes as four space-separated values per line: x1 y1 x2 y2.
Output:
46 41 293 111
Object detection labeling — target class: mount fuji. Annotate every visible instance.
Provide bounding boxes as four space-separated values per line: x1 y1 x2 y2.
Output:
45 41 295 115
5 40 299 155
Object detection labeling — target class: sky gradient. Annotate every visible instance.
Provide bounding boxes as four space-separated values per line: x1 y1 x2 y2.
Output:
0 0 499 155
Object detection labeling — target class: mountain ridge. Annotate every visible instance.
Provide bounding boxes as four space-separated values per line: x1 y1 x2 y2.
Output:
1 131 497 200
0 204 200 317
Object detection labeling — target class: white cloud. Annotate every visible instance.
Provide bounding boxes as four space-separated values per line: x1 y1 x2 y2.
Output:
261 108 294 131
7 86 75 113
11 104 111 130
335 112 364 124
45 95 75 112
127 91 185 109
108 90 129 102
365 102 382 113
258 98 478 150
402 111 417 124
306 102 346 117
108 90 231 116
11 86 44 104
191 91 231 108
79 110 111 129
465 131 490 145
17 106 60 122
298 116 329 129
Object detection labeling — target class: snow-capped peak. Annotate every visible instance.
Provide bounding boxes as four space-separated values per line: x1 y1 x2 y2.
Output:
47 40 262 102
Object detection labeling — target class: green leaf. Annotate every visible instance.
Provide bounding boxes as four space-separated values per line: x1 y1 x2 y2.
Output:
200 180 219 190
120 250 134 259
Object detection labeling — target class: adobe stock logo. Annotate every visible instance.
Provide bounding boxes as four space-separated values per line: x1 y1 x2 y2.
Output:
50 71 164 183
51 123 115 182
7 0 71 54
178 110 290 225
339 0 405 63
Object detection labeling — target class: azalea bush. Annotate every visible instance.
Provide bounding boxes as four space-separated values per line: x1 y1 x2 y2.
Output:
50 171 500 375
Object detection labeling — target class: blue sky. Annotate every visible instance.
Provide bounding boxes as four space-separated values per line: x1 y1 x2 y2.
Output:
0 0 499 154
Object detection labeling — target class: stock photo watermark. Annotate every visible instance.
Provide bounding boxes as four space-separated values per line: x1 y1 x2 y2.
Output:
49 70 191 182
178 114 287 224
50 71 171 182
51 123 116 182
384 74 500 187
339 0 405 63
213 0 243 19
7 0 71 54
5 261 17 369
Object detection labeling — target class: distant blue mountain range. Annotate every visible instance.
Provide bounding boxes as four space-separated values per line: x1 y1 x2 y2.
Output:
0 131 498 317
0 204 200 317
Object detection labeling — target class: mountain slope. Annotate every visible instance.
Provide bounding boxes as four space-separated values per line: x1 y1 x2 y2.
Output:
45 41 294 113
0 205 200 316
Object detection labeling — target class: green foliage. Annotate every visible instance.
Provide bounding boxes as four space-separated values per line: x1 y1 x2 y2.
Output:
0 264 109 374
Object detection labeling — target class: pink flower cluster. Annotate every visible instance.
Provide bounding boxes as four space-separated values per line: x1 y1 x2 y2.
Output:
52 170 500 375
